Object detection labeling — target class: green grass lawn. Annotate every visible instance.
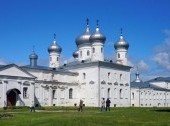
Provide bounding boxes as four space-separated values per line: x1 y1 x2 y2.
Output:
0 107 170 126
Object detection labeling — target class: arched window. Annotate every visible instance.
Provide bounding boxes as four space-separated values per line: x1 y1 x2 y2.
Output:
107 88 110 98
119 89 122 99
125 53 127 58
23 87 28 98
69 88 73 99
83 73 86 79
87 50 90 56
118 53 120 58
93 48 95 53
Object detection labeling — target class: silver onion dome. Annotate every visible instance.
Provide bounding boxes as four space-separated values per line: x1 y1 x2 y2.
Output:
73 50 78 58
75 19 92 46
48 34 62 53
89 20 106 43
114 29 129 50
29 47 38 59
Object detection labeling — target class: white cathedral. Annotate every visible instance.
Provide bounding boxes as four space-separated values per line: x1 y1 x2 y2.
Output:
0 20 170 108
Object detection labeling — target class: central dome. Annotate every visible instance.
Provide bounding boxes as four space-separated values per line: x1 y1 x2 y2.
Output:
89 20 106 44
75 19 92 46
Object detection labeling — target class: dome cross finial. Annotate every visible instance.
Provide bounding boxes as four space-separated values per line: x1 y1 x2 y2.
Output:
96 19 99 27
53 33 57 44
121 28 123 36
54 33 56 40
86 18 89 26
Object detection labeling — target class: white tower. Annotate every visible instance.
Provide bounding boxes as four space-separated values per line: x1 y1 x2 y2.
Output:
48 34 62 69
75 19 92 62
114 29 129 65
90 20 106 61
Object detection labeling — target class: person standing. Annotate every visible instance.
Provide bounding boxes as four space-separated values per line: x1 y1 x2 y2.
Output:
30 101 35 112
106 98 111 111
78 99 84 112
101 98 105 111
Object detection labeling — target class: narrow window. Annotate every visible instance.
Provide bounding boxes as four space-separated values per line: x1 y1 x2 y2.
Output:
69 88 73 99
52 90 56 99
107 88 110 98
93 48 95 53
119 89 122 99
101 47 103 53
120 74 122 80
132 92 134 99
118 53 120 58
23 87 28 98
50 57 52 61
108 72 110 79
87 50 90 56
57 57 59 61
83 73 86 79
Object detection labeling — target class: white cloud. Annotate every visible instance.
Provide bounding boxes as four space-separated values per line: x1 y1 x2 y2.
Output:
152 29 170 72
137 60 150 71
152 52 170 71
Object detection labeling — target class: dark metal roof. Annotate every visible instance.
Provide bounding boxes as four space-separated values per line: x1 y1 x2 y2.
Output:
0 64 36 79
22 65 78 76
131 79 170 91
62 60 132 71
146 77 170 82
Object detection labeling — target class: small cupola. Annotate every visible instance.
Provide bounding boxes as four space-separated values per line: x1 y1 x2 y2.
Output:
29 46 38 67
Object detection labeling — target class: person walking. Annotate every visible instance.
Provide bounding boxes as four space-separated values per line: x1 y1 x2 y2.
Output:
101 98 105 111
78 99 84 112
106 98 111 111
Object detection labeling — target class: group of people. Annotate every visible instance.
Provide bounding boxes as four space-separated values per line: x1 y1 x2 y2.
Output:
78 98 111 112
101 98 111 111
30 99 111 112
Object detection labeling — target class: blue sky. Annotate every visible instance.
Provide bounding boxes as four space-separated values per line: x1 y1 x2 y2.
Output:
0 0 170 81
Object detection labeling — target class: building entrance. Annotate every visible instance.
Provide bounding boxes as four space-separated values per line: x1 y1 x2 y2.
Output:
6 89 21 106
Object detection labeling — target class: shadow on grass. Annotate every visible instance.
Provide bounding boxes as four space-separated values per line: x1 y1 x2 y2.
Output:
152 109 170 112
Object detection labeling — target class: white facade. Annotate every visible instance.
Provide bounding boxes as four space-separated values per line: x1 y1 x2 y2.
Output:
0 21 169 108
0 64 36 107
131 72 170 107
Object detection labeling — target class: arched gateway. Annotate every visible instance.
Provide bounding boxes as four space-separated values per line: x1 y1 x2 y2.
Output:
6 88 21 106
